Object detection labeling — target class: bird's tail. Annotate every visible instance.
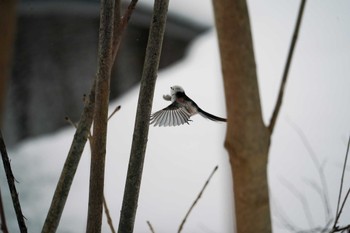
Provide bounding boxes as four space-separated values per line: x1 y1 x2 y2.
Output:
198 108 226 122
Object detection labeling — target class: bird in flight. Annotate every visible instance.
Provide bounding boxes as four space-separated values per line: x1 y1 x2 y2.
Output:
150 85 226 126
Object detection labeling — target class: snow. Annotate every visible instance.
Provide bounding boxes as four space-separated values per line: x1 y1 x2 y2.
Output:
1 0 350 233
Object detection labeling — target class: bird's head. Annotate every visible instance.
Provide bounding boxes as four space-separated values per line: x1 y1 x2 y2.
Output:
170 85 184 96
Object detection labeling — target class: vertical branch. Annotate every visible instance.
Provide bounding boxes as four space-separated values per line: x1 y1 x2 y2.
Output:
42 1 138 232
112 0 138 61
268 0 307 134
333 136 350 229
212 0 271 232
86 0 115 232
0 130 27 233
41 81 96 233
117 0 169 232
0 187 9 233
0 0 17 123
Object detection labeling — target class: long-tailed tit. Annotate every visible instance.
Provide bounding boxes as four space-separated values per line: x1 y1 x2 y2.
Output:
150 85 226 126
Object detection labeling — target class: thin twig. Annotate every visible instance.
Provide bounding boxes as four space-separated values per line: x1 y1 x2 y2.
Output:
0 187 9 233
42 81 96 233
64 116 78 129
332 187 350 232
279 177 315 228
108 105 121 120
330 223 350 233
287 119 332 223
112 0 139 61
0 130 27 233
117 0 169 232
146 221 155 233
268 0 307 134
178 166 219 233
103 195 116 233
333 136 350 229
271 192 301 232
303 178 332 222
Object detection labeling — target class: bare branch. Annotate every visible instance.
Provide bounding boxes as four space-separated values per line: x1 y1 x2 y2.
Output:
112 0 139 61
146 221 155 233
86 0 115 231
338 186 350 222
103 196 116 233
287 119 332 223
280 177 315 228
0 130 27 233
108 105 121 120
178 166 219 233
330 223 350 233
268 0 307 133
271 193 301 232
117 0 169 232
0 187 9 233
42 1 137 232
64 116 78 129
333 136 350 229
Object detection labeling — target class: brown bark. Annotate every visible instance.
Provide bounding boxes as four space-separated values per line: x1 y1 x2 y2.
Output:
0 130 27 233
117 0 169 232
0 0 16 124
86 0 115 231
42 1 138 232
212 0 271 232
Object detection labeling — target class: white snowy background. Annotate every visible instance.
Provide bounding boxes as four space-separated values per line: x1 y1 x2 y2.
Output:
1 0 350 232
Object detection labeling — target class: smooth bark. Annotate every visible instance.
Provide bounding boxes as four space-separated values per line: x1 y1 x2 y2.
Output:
213 0 306 232
118 0 169 232
0 0 16 123
213 0 271 232
86 0 115 231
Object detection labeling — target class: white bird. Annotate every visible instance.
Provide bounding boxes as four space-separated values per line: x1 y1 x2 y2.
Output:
150 85 227 127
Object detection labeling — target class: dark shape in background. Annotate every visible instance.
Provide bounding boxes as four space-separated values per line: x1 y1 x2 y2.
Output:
3 1 209 147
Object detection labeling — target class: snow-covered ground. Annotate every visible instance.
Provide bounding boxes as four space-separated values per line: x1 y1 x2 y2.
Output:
1 0 350 232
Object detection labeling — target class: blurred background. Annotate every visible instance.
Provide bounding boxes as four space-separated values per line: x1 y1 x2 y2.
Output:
1 0 209 147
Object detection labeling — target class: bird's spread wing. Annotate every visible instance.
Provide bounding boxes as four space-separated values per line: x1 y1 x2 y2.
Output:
150 102 191 127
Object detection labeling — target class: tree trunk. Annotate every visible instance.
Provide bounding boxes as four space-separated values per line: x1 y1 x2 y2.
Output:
0 0 17 124
117 0 169 232
86 0 115 232
212 0 272 232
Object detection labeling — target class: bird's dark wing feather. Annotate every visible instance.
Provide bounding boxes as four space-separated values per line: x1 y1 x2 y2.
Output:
150 102 191 127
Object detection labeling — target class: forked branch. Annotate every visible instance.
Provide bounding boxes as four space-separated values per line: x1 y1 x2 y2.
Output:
42 0 138 232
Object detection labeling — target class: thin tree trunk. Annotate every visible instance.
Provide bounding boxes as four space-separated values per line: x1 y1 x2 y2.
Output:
0 0 16 123
86 0 115 231
117 0 169 232
41 81 96 233
212 0 271 232
0 187 9 233
0 130 27 233
42 1 138 232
